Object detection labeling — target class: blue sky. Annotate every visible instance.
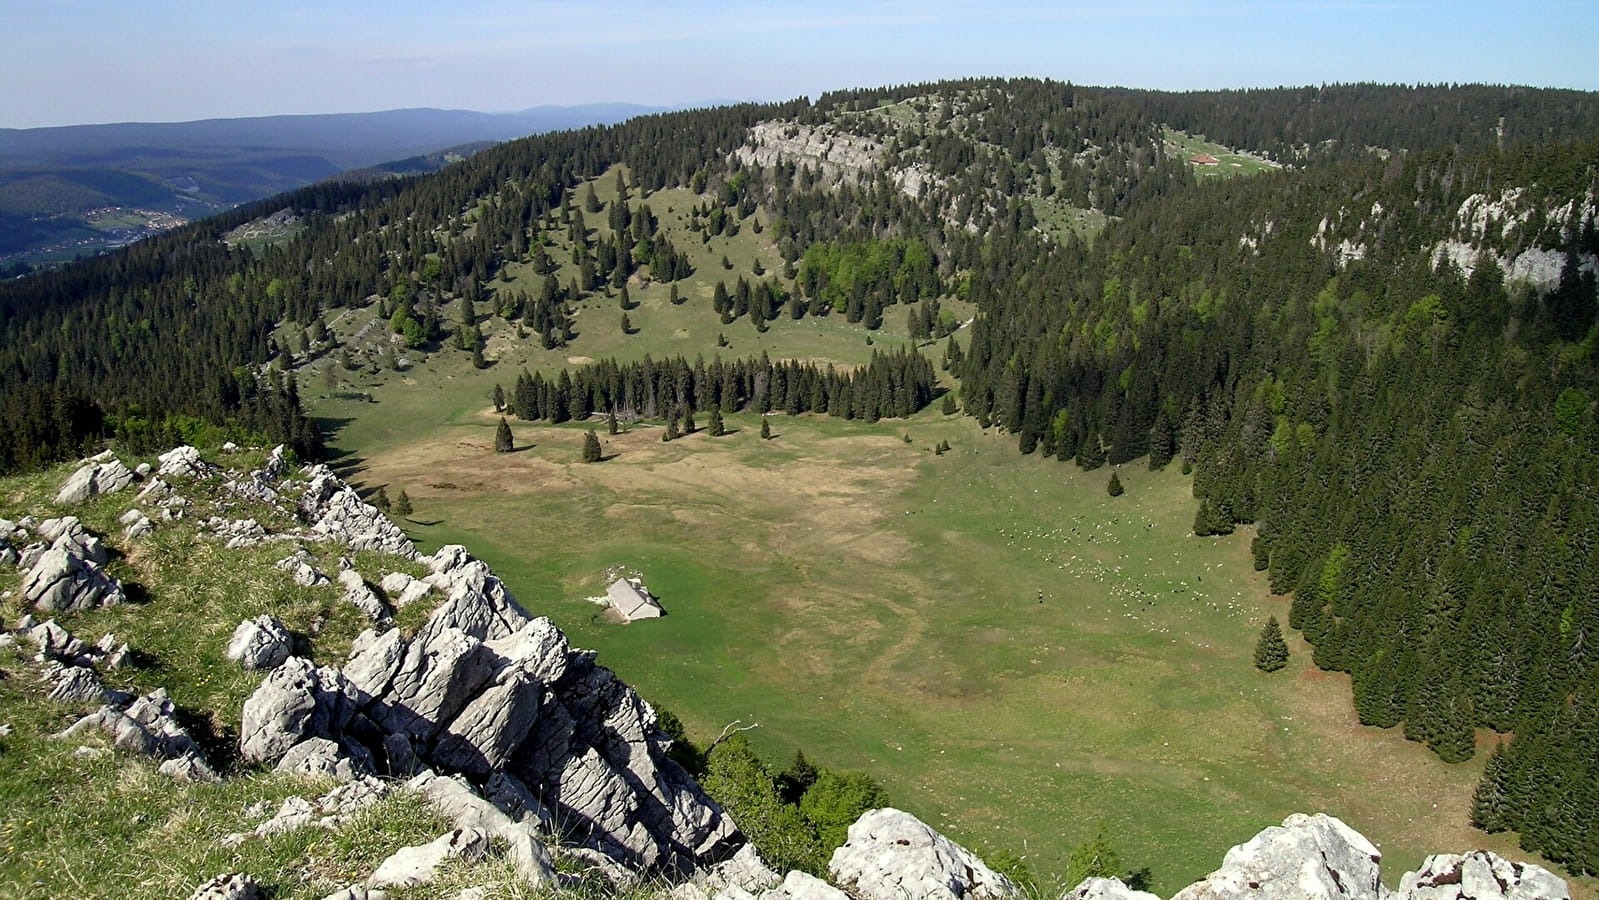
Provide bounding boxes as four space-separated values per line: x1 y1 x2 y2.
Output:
1 1 1594 128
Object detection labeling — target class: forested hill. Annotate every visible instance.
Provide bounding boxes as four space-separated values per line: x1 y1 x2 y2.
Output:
0 78 1596 874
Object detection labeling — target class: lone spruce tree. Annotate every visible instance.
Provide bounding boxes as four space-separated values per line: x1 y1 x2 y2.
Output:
760 418 772 440
1107 470 1124 496
708 406 725 436
1254 616 1290 672
495 417 514 453
393 489 413 518
582 428 603 463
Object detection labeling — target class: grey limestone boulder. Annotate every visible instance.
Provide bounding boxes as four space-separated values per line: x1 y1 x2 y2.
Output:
239 656 360 765
1065 878 1163 900
761 871 853 900
26 618 95 665
1394 851 1568 900
239 541 740 877
299 465 418 559
186 873 263 900
338 568 391 623
56 457 135 505
47 664 106 703
227 615 294 670
277 550 331 587
276 736 361 781
828 807 1020 900
22 542 125 613
1171 813 1382 900
159 445 215 480
367 827 489 890
380 571 432 607
38 516 109 565
56 688 218 782
120 508 155 540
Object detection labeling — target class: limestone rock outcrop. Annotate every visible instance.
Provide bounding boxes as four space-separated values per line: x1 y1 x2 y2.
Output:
238 542 740 875
1395 852 1569 900
1171 813 1380 900
1066 878 1163 900
763 870 853 900
299 465 419 559
21 522 126 613
368 827 489 889
56 688 218 782
827 807 1019 900
227 615 293 670
158 445 216 480
186 873 262 900
56 455 135 505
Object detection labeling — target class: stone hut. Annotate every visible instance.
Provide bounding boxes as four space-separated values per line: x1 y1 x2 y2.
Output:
606 577 663 622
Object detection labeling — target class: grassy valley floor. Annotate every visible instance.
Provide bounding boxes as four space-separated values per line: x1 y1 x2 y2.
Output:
329 381 1555 895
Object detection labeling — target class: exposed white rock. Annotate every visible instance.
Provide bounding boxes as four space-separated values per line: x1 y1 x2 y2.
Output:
761 871 852 900
37 516 109 565
243 544 740 875
55 688 217 782
56 458 135 505
368 827 489 889
21 540 125 613
158 445 215 480
46 664 106 703
338 567 391 623
277 550 331 586
380 571 432 607
1395 851 1569 900
120 508 155 540
227 615 293 670
202 516 274 549
277 736 360 781
299 465 419 559
828 808 1020 900
1065 877 1163 900
1170 813 1381 900
186 872 262 900
223 775 392 847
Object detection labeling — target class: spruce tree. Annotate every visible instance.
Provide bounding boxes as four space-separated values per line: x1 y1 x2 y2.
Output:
621 312 633 334
492 383 505 412
373 486 390 511
608 410 619 435
941 394 958 415
393 489 413 518
1107 471 1124 496
582 428 603 463
495 416 514 453
760 418 772 440
709 406 725 436
681 406 695 435
1254 616 1290 672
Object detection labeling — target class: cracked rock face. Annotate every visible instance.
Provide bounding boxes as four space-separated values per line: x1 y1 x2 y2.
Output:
1065 878 1163 900
56 688 218 782
299 465 419 559
22 538 126 613
159 445 216 480
1171 813 1381 900
827 808 1020 900
1395 852 1569 900
239 543 740 876
227 615 293 670
56 458 135 505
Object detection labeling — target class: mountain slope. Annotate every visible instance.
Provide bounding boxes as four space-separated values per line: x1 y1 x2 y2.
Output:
0 78 1595 878
0 103 667 264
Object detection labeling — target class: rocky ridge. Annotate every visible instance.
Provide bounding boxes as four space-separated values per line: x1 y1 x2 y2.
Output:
1 445 1579 900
